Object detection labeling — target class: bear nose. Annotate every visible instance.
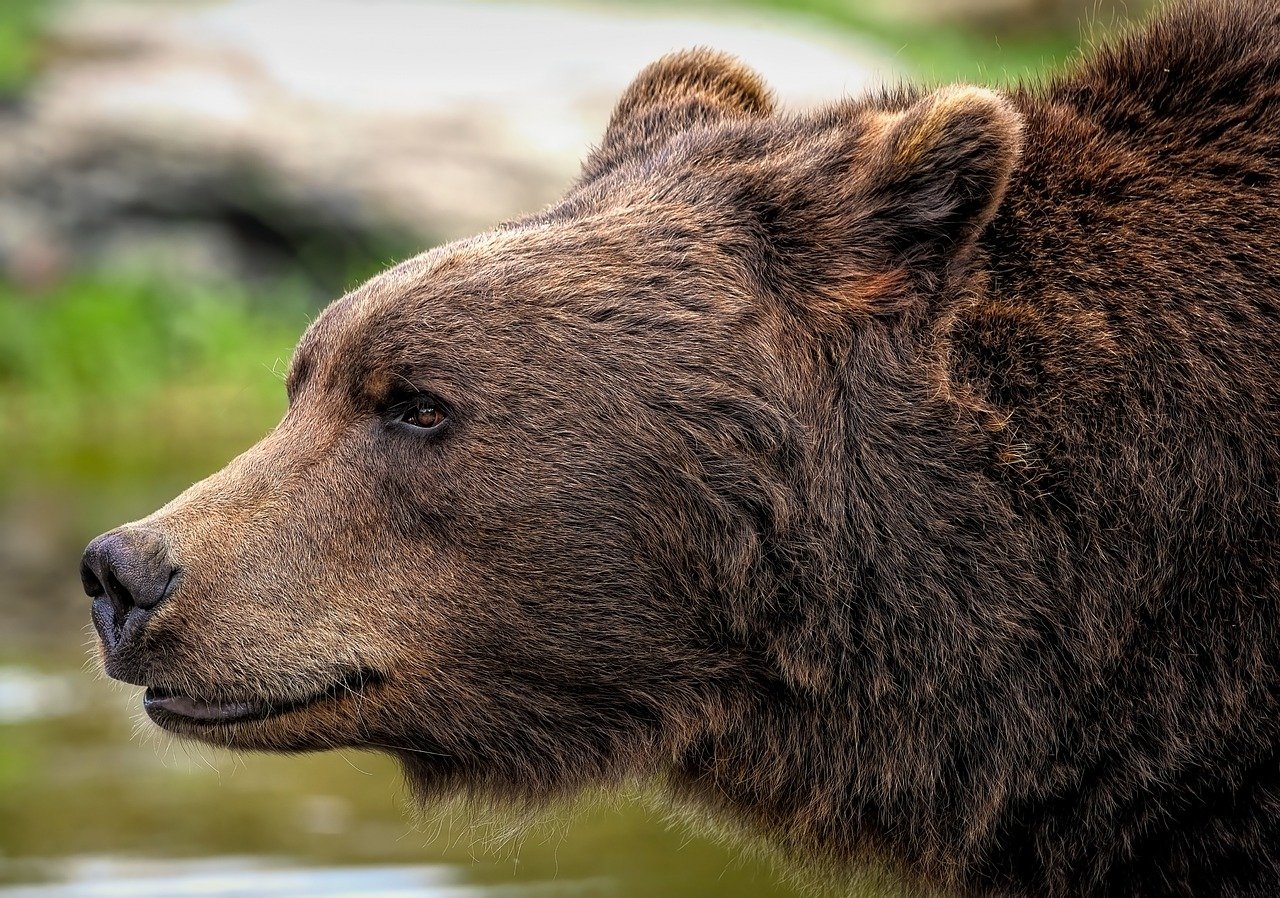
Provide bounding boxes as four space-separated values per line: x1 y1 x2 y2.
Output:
81 529 178 651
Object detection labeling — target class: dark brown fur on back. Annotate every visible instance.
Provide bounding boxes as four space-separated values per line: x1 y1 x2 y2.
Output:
86 3 1280 897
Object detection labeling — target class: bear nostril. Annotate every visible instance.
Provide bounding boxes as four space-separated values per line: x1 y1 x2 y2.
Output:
104 569 131 615
81 529 179 648
79 557 105 600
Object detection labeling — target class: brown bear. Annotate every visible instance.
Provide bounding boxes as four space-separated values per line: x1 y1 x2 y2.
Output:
80 1 1280 895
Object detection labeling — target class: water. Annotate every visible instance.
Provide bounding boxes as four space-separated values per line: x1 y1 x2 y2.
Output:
0 486 807 898
0 859 475 898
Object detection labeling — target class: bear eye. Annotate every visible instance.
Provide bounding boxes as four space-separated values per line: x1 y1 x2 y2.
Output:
396 397 448 432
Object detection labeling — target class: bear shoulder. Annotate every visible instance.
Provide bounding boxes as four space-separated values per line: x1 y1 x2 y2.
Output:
1047 0 1280 147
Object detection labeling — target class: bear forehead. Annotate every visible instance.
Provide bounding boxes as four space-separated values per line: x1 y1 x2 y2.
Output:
285 201 759 400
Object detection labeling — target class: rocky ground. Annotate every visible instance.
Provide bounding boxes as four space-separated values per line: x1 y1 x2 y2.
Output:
0 0 895 292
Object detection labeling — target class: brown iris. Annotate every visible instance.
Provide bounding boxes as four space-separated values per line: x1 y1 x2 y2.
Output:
401 398 446 431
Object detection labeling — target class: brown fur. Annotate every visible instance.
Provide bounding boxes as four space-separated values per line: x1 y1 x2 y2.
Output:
84 2 1280 895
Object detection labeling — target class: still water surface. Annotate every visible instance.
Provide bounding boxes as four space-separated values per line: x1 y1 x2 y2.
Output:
0 485 811 898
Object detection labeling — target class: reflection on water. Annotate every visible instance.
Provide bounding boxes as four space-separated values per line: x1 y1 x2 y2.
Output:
0 489 810 898
0 858 474 898
0 669 81 725
0 857 620 897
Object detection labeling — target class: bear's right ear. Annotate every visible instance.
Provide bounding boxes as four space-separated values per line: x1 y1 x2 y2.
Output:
581 49 774 183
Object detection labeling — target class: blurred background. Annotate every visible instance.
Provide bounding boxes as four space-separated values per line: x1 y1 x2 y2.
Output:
0 0 1150 895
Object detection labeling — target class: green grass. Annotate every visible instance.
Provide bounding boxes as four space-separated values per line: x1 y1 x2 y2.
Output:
738 0 1112 84
0 0 51 97
0 276 308 488
612 0 1153 85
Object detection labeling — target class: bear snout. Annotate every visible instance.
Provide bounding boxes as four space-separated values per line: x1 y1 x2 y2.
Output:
81 527 179 660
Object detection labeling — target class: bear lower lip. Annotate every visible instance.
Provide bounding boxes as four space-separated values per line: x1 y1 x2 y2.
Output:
143 670 378 726
143 689 269 722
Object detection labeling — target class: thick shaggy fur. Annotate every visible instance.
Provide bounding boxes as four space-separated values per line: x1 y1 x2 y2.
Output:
86 2 1279 897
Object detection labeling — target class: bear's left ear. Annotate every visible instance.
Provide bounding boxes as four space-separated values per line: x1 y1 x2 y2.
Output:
857 85 1023 288
581 49 775 183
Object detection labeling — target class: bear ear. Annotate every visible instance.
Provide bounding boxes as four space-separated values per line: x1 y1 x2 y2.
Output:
858 85 1023 287
581 49 775 182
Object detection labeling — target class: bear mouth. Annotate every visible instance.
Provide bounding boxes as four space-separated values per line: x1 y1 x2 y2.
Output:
143 669 379 726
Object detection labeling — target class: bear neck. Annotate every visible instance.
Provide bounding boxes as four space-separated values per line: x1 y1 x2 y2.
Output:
669 299 1051 891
